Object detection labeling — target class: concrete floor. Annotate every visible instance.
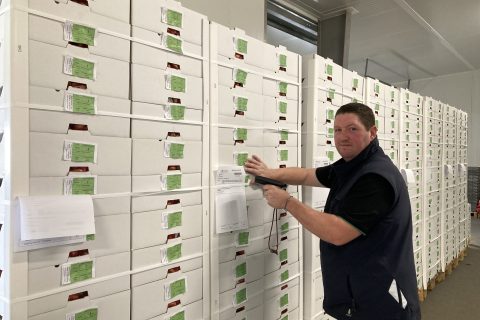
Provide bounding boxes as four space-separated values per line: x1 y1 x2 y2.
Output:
421 217 480 320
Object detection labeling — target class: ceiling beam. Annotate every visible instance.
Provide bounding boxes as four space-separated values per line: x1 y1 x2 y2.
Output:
393 0 475 71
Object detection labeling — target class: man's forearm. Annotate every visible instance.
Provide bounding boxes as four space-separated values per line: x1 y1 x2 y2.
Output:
266 167 320 187
284 197 361 245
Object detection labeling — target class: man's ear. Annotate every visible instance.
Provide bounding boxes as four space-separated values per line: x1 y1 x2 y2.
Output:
369 125 378 140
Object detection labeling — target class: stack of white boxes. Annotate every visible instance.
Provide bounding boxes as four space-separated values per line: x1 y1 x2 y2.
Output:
209 23 302 320
1 0 132 319
365 79 401 167
455 110 469 255
443 104 457 265
423 97 443 283
399 88 425 289
301 55 363 320
130 0 209 319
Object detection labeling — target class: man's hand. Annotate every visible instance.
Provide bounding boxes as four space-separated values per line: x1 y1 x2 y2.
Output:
263 185 291 209
244 155 272 183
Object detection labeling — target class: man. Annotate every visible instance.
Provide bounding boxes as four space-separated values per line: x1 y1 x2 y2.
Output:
245 103 421 319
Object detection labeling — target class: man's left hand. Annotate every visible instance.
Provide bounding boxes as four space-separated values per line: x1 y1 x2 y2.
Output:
263 185 291 209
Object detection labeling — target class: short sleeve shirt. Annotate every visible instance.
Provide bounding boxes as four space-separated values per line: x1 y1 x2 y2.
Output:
315 166 395 234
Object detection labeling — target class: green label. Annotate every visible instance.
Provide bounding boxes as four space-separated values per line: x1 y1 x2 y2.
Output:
166 174 182 190
281 222 289 235
75 308 97 320
327 109 335 120
375 120 379 127
245 175 250 184
235 69 248 85
328 127 334 137
72 94 95 114
236 262 247 278
170 75 186 93
374 84 380 94
236 288 247 304
281 270 289 282
237 39 248 54
280 130 289 141
167 243 182 261
170 311 185 320
326 64 333 76
279 82 288 95
72 58 95 80
280 293 289 308
72 177 95 195
279 248 288 262
327 151 334 161
170 278 186 298
279 150 288 161
375 103 380 111
70 261 93 283
279 101 287 114
168 211 182 229
281 316 289 320
170 105 185 120
72 24 96 46
169 143 185 159
167 10 183 28
238 231 249 246
236 97 248 112
353 78 359 88
328 89 335 100
86 234 95 241
391 91 395 99
166 35 183 53
236 153 248 166
236 128 248 141
72 143 95 163
279 54 287 67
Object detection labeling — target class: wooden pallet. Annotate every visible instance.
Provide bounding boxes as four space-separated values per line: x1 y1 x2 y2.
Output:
418 288 427 302
427 271 446 291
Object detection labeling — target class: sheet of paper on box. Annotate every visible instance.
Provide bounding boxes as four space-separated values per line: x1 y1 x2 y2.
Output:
215 166 248 234
19 195 95 241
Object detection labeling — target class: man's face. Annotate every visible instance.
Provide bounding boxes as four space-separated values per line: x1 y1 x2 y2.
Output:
334 113 377 162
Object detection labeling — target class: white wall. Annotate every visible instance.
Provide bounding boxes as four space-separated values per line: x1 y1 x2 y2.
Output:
396 69 480 166
180 0 266 40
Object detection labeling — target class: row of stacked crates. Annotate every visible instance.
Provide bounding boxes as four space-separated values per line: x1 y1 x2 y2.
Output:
0 0 304 319
301 53 470 319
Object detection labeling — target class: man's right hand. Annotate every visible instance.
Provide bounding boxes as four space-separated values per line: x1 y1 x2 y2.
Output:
244 155 272 183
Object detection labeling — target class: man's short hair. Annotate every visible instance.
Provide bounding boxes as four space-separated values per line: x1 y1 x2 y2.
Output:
335 102 376 130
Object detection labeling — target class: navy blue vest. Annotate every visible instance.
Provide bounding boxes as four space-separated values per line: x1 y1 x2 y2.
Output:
321 139 421 319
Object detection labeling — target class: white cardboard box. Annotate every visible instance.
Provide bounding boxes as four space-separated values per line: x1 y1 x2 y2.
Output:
263 96 299 131
317 86 342 107
28 251 130 295
219 278 264 320
132 173 202 193
30 176 131 216
132 117 203 140
131 190 202 214
132 26 203 66
131 265 203 320
30 131 131 176
132 139 202 175
29 0 131 24
218 251 265 294
132 204 202 250
218 65 263 96
29 40 129 99
317 57 342 88
263 78 299 101
218 226 265 264
29 289 130 320
218 85 264 128
29 88 131 135
132 63 203 108
131 0 206 46
342 69 364 99
263 278 300 320
29 14 130 62
27 276 129 317
131 237 203 280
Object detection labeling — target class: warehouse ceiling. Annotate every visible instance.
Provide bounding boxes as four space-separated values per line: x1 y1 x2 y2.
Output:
277 0 480 85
